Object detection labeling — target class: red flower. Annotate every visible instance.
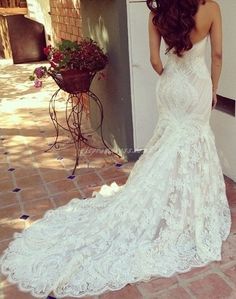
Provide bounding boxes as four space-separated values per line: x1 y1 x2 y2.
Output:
31 38 108 89
51 51 64 63
44 45 52 56
49 61 57 68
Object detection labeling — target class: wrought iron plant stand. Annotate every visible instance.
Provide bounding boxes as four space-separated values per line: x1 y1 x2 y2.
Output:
46 70 121 175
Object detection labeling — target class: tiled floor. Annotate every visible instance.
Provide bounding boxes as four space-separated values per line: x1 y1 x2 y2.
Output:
0 59 236 299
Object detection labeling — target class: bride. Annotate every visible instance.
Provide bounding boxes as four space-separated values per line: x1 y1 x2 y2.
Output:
0 0 231 298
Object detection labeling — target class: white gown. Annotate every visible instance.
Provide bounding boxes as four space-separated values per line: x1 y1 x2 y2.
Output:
0 35 231 298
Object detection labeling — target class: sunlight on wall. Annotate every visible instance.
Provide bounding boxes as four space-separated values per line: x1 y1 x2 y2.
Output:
26 0 52 37
72 0 80 9
87 16 109 52
0 16 12 58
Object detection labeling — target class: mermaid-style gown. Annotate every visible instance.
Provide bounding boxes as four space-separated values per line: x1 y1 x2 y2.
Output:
0 35 231 298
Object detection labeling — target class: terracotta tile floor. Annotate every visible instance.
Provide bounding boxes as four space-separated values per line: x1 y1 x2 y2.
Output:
0 60 236 299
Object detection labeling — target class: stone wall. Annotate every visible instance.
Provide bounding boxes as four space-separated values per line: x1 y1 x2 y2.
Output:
49 0 82 43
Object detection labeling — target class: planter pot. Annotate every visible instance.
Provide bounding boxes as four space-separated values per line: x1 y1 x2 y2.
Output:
51 69 96 93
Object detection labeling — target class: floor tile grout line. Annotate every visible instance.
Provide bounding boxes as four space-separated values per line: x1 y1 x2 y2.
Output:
93 167 108 185
16 108 95 206
214 260 236 270
17 121 59 210
137 278 196 299
0 168 126 207
50 190 82 202
1 116 122 207
183 287 197 299
74 158 118 197
0 162 123 207
29 113 126 201
42 142 89 199
213 266 236 291
81 154 128 187
76 156 107 189
12 172 24 215
67 158 87 198
155 285 196 299
177 267 217 285
0 131 24 215
31 160 57 209
0 190 65 209
0 202 26 210
177 265 236 298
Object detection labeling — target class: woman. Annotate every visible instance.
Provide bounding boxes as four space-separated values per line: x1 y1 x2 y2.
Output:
0 0 231 298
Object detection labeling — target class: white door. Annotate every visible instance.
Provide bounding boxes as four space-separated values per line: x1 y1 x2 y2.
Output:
216 0 236 99
127 0 167 151
210 0 236 181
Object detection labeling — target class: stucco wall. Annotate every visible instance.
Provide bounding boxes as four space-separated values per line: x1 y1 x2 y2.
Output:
81 0 135 160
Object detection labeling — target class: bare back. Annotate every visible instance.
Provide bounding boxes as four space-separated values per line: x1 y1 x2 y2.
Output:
191 0 223 98
148 0 222 95
190 0 222 50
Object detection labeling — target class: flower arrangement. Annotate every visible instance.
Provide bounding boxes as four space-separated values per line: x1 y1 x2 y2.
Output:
30 38 108 92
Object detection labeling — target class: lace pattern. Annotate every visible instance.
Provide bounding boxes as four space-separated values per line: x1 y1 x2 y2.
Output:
0 34 231 298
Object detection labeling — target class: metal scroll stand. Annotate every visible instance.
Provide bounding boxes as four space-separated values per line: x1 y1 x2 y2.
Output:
45 72 121 175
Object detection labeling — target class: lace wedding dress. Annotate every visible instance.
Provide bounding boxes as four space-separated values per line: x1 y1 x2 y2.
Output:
0 35 231 298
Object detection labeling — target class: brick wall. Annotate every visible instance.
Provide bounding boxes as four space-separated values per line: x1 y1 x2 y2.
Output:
49 0 82 43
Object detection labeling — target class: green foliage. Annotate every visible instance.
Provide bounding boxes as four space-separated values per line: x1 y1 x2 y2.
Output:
29 75 35 81
57 40 80 52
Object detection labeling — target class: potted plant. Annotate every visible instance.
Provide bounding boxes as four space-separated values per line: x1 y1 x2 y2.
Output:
30 38 108 93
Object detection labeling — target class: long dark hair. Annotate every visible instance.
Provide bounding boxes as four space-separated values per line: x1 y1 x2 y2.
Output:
146 0 206 57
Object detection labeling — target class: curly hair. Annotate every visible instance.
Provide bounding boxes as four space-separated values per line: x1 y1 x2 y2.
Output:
146 0 206 57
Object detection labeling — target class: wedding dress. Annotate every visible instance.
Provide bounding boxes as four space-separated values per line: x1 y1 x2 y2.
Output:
0 35 231 298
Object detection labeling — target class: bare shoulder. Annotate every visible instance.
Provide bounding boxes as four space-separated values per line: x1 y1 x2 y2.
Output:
204 0 221 12
202 0 221 22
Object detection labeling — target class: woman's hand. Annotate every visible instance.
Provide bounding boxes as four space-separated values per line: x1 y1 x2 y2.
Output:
212 92 217 109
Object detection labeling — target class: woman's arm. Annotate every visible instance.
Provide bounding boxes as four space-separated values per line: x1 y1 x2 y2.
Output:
210 1 222 104
148 12 163 75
